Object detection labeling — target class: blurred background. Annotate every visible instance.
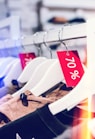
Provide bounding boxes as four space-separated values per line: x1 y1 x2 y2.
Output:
0 0 95 60
0 0 95 36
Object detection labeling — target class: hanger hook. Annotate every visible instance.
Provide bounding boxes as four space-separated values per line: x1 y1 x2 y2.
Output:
58 28 69 55
20 35 27 51
33 32 42 56
43 31 52 58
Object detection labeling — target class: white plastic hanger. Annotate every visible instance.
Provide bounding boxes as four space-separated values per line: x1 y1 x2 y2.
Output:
0 57 16 77
0 58 17 78
15 56 85 97
48 18 95 115
30 59 86 96
17 57 47 83
0 58 7 68
12 59 58 97
30 59 64 96
3 59 22 87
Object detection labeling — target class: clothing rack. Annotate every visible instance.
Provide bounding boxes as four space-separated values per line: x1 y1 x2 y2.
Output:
42 0 95 10
0 19 95 139
22 23 86 46
1 22 86 49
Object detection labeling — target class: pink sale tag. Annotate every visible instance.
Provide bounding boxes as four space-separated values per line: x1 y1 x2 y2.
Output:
19 52 36 69
57 50 84 87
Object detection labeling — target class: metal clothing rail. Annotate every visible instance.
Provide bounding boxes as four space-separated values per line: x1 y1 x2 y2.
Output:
0 22 86 48
22 23 86 46
42 0 95 10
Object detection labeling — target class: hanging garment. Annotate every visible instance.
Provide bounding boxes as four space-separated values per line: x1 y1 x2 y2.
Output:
0 90 54 126
0 103 94 139
0 82 90 126
0 84 94 138
0 83 69 127
0 83 89 126
0 104 68 139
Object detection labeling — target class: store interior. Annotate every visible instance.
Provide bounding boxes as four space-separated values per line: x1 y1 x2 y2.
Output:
0 0 95 139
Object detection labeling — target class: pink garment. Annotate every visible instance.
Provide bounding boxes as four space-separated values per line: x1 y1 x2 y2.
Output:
0 94 13 105
0 91 54 122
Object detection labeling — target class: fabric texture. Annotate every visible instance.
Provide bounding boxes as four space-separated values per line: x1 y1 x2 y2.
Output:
0 91 54 126
0 104 67 139
0 94 13 105
0 83 68 126
0 82 92 127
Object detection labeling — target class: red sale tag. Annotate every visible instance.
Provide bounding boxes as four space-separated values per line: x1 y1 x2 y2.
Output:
19 52 36 69
57 50 84 87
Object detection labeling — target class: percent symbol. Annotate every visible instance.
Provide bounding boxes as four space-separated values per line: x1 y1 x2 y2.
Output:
70 70 80 80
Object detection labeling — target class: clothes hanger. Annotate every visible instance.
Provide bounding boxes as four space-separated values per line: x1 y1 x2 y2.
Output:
12 59 57 97
28 29 86 97
0 57 16 78
0 58 17 79
3 59 22 87
30 59 64 96
17 57 47 83
12 32 56 97
18 33 48 83
15 30 85 97
27 32 65 96
48 19 95 115
48 68 90 115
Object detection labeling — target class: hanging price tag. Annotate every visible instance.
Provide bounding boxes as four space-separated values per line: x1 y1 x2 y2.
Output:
19 52 36 69
57 50 84 87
